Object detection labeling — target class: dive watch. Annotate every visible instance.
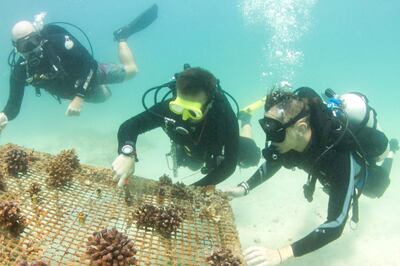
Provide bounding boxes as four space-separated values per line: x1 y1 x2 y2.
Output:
121 144 136 157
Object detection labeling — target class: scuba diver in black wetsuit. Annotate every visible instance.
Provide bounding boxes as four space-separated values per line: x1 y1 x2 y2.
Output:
224 87 398 266
111 66 261 187
0 5 158 133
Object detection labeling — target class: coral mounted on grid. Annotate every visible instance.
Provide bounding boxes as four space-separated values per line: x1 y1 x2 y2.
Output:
158 174 173 186
134 203 159 229
86 228 137 266
170 182 193 201
206 248 242 266
4 148 29 177
27 182 41 201
133 203 185 237
155 174 173 203
46 149 80 187
0 201 26 235
157 205 186 237
0 171 6 191
27 182 41 197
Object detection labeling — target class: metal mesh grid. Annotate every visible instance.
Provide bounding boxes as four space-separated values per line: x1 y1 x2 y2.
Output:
0 144 242 265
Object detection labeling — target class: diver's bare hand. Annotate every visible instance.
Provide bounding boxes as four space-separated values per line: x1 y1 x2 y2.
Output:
111 154 136 187
222 186 246 200
244 246 294 266
65 96 84 116
0 112 8 133
222 182 249 200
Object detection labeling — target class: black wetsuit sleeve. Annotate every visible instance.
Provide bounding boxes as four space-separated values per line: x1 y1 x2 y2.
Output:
242 147 282 190
2 65 26 121
291 151 356 257
50 33 97 98
117 102 167 154
192 108 240 186
245 159 281 190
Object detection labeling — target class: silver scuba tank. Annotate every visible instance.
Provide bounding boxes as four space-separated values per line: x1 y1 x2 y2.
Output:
340 93 378 129
325 89 388 161
325 89 379 130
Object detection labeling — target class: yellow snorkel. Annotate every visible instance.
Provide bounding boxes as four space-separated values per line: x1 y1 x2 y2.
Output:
240 96 266 114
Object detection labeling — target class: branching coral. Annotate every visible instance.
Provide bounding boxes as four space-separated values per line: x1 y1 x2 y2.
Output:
46 149 80 187
86 228 137 266
4 148 29 177
27 182 41 197
157 205 185 236
0 201 26 234
170 182 193 201
158 174 173 186
206 248 242 266
0 171 6 191
133 204 185 237
134 204 159 229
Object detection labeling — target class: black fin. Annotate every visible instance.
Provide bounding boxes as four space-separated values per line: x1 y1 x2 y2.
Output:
113 4 158 41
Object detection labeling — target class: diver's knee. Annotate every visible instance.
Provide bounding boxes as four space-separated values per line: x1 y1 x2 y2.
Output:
124 64 138 80
374 141 390 162
361 166 391 198
238 137 261 168
86 85 111 103
102 85 112 101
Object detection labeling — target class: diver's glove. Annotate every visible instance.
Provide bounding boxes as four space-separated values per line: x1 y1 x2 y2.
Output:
244 246 293 266
65 96 84 116
0 113 8 132
222 182 249 199
112 154 136 187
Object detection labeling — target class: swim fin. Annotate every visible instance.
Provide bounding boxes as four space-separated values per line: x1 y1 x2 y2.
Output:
240 96 266 114
238 96 266 123
113 4 158 41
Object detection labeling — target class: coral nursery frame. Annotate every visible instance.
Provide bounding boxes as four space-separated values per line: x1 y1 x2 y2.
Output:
0 144 242 265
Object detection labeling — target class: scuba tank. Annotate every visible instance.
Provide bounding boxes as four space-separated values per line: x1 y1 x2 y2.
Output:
323 89 389 222
325 89 380 132
304 89 383 202
325 89 388 162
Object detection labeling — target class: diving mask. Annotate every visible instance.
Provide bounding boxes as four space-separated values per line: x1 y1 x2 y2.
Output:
13 32 42 54
259 107 308 143
169 97 205 121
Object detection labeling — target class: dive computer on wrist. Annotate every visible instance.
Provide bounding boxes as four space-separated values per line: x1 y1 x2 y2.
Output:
121 144 136 157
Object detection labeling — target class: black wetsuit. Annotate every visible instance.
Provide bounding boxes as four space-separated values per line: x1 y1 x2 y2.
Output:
3 24 98 120
243 87 389 257
118 93 239 186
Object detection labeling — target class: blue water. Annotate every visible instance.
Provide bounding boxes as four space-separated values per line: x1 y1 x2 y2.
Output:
1 1 400 265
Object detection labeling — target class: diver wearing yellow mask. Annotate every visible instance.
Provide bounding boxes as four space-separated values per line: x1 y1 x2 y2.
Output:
112 66 260 187
169 95 210 122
